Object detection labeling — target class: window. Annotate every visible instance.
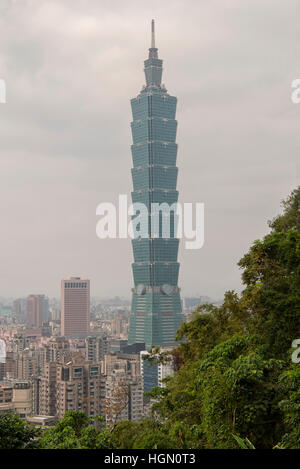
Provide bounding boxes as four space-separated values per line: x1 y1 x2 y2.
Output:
74 368 82 377
90 366 98 376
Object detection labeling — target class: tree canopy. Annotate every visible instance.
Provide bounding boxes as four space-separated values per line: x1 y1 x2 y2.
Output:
0 412 37 449
37 411 114 449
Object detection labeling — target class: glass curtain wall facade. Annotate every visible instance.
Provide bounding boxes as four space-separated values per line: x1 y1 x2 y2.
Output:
128 21 183 350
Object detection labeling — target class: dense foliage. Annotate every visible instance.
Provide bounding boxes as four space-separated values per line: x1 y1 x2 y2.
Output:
0 412 38 449
37 411 114 449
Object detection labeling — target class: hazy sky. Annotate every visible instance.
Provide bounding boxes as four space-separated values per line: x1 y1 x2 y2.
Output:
0 0 299 300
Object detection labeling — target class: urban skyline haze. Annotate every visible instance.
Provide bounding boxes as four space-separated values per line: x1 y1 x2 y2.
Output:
0 0 299 300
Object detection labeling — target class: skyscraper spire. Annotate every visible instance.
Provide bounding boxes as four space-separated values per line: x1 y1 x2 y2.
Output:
151 19 155 49
148 19 158 60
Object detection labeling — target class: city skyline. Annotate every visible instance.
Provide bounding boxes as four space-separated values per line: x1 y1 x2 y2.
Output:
0 0 299 300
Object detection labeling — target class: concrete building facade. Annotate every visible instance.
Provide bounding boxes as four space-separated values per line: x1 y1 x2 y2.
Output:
61 277 90 337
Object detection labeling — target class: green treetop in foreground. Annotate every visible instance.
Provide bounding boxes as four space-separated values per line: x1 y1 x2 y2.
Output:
0 412 37 449
37 411 114 449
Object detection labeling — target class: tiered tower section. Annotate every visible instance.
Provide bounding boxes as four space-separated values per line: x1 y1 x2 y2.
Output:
128 21 183 350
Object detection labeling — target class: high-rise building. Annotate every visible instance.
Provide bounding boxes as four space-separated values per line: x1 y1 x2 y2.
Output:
0 380 32 418
85 336 109 362
140 349 175 393
10 335 31 353
16 347 43 380
38 352 105 419
103 354 143 424
13 298 25 319
26 295 45 329
128 21 183 349
61 277 90 337
55 358 103 419
111 316 124 336
44 336 70 363
42 297 50 322
2 351 16 380
39 362 57 416
104 370 143 424
140 350 158 392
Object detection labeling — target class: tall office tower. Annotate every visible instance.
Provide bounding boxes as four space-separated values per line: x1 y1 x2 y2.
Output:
26 294 45 328
61 277 90 337
128 21 183 349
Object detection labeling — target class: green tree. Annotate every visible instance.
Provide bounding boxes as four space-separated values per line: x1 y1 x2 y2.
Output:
196 336 284 448
176 291 247 363
278 366 300 448
238 229 300 358
0 412 37 449
38 410 114 449
131 419 174 449
78 425 115 449
269 187 300 233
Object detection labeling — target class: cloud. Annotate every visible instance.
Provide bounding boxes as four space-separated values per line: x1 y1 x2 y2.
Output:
0 0 299 299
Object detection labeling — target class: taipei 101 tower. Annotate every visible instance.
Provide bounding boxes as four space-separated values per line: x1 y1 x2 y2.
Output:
128 21 183 350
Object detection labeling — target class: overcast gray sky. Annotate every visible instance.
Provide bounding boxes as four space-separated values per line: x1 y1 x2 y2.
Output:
0 0 299 300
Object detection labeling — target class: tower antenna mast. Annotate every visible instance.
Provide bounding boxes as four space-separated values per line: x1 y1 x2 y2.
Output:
151 19 155 48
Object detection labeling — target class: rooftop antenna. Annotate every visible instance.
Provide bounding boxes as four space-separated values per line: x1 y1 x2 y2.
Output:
151 19 155 48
